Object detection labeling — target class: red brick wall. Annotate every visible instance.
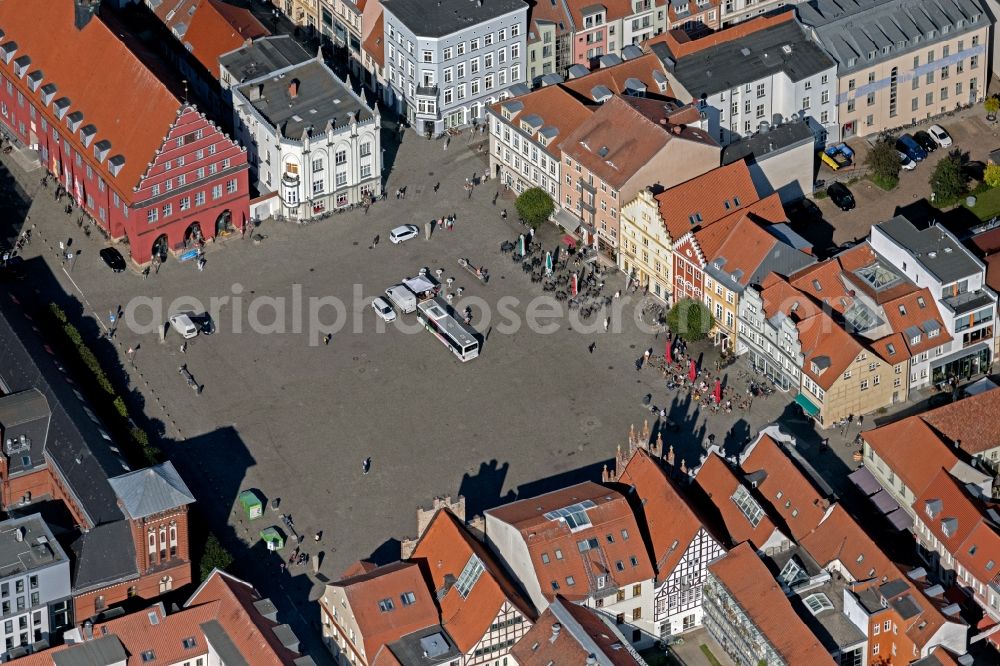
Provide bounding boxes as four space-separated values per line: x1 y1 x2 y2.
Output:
0 463 89 528
126 506 191 574
72 558 192 622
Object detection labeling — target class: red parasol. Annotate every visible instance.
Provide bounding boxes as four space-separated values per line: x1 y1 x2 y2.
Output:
713 378 722 404
688 359 697 382
665 340 672 364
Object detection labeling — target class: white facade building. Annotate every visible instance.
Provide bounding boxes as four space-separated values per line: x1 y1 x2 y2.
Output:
382 0 528 136
649 12 839 145
869 216 998 386
0 515 71 661
226 41 382 220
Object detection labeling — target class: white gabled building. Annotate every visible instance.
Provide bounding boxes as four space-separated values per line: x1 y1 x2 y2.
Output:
224 37 382 220
606 434 726 640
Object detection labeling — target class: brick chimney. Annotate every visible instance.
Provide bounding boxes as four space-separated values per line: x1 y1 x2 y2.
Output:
289 79 299 98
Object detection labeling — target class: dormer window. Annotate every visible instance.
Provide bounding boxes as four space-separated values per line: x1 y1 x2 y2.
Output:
0 42 17 65
53 97 70 119
898 304 906 315
93 139 111 163
40 82 56 105
66 110 83 132
26 70 42 92
911 334 921 344
79 124 97 147
12 54 29 78
108 154 125 177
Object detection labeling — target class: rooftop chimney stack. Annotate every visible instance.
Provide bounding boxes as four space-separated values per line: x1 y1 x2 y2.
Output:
74 0 100 30
289 80 299 98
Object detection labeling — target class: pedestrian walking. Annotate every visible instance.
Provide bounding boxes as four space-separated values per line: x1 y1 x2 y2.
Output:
362 457 372 475
501 208 507 220
143 266 150 280
604 316 610 331
324 333 332 345
180 342 187 354
374 234 380 247
493 192 499 206
434 182 440 193
857 414 864 428
588 341 596 354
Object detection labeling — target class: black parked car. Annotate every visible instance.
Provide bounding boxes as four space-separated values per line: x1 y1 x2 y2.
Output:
827 182 856 211
99 247 127 273
913 130 938 153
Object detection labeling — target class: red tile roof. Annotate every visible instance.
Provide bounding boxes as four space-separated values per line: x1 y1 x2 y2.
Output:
0 1 183 193
491 84 595 155
647 10 797 59
881 287 953 357
916 469 983 558
560 96 714 190
331 561 439 661
362 13 385 68
615 449 711 576
863 418 962 498
510 596 643 666
693 452 782 550
799 504 899 584
797 307 864 391
486 482 654 603
564 0 636 28
740 434 830 541
560 53 672 98
654 161 760 240
183 0 270 74
708 543 835 665
918 388 1000 457
185 570 305 663
410 509 536 652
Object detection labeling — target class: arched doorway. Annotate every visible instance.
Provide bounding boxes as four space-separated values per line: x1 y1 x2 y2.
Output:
152 234 169 262
184 222 203 247
215 209 234 236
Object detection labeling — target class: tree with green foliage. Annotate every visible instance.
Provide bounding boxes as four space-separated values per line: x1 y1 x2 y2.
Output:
666 298 715 341
930 149 969 203
199 533 234 581
985 96 1000 118
515 187 555 230
984 164 1000 189
865 134 901 190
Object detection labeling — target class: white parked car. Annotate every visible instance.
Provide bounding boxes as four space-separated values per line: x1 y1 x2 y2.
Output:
389 224 419 244
371 296 397 322
928 124 953 147
168 313 199 339
899 151 917 171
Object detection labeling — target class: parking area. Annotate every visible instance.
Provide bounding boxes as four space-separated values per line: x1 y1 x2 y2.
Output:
796 109 1000 249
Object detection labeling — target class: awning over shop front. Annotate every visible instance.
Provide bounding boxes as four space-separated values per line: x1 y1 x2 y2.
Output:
553 208 581 233
794 393 820 417
848 466 882 496
870 489 900 514
886 508 914 531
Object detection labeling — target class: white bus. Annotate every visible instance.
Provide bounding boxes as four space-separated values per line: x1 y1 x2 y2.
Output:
416 298 480 362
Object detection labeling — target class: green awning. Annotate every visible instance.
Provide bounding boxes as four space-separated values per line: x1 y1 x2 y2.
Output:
795 393 820 417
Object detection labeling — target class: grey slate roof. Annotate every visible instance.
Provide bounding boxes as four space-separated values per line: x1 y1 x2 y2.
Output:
201 620 250 666
653 19 835 97
721 120 815 165
52 635 127 666
108 462 195 520
382 0 527 38
237 60 374 139
796 0 990 74
69 522 137 592
219 35 314 84
0 388 50 476
0 300 129 527
875 216 983 284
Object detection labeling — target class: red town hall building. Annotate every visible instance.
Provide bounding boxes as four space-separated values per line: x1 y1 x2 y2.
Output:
0 0 249 264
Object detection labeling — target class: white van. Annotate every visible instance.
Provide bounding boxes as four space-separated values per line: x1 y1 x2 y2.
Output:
385 284 417 313
168 313 199 339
